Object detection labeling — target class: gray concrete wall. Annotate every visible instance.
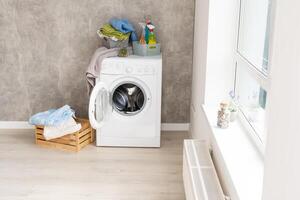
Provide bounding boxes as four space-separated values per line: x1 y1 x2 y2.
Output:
0 0 194 123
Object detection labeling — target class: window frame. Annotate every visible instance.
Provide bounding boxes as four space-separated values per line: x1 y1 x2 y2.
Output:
233 0 273 154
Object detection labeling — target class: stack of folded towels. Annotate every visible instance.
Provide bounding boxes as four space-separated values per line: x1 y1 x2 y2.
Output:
97 18 138 42
29 105 81 140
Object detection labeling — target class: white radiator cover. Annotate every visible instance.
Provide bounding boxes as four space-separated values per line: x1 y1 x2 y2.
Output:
183 140 227 200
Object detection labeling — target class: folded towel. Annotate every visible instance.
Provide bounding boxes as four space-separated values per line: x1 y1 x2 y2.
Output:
109 18 138 41
86 47 133 94
43 117 81 140
99 24 130 41
29 105 74 126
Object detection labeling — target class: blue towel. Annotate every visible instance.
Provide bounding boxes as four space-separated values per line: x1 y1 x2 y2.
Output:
109 18 138 41
29 105 75 126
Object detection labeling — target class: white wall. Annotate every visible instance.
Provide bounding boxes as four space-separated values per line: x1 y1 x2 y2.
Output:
189 0 209 139
190 0 238 140
205 0 238 107
262 0 300 199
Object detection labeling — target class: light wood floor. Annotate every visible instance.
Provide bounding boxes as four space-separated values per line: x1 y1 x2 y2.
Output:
0 129 188 200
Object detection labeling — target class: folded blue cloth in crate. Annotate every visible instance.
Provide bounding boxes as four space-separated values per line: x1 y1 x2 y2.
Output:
29 105 75 126
109 18 138 41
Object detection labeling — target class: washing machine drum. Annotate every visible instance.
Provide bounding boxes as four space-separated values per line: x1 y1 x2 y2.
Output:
112 83 145 115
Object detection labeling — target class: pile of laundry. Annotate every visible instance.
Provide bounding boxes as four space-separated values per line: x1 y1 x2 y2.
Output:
87 18 138 93
97 18 138 47
29 105 81 140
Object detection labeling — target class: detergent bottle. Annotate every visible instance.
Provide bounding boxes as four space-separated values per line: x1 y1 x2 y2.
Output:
148 25 156 45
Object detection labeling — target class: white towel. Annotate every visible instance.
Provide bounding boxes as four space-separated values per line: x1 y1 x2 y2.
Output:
43 118 81 140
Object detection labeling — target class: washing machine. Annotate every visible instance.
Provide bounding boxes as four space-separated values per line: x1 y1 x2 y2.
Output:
88 55 162 147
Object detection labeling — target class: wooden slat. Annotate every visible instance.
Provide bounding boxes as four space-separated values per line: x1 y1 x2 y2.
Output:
78 128 91 138
36 140 77 152
36 125 44 129
79 134 91 144
75 131 80 152
36 135 77 146
48 138 76 146
91 129 95 143
34 129 38 144
78 138 92 150
36 134 45 140
35 129 43 134
36 138 75 147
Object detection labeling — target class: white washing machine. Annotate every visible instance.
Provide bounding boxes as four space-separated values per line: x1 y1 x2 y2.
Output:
88 55 162 147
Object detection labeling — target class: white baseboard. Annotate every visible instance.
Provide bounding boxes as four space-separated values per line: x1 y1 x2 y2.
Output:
0 121 190 132
0 121 34 129
161 123 190 131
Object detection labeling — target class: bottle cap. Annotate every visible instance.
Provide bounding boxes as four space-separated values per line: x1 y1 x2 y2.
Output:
145 16 151 24
147 24 155 30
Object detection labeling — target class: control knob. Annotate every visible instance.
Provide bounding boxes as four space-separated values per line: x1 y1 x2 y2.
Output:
126 67 133 73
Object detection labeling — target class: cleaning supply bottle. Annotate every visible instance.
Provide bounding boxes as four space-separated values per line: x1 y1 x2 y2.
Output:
145 16 152 44
147 24 156 46
148 27 156 45
138 23 146 45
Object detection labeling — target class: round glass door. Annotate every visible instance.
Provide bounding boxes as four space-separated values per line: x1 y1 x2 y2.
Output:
112 83 146 115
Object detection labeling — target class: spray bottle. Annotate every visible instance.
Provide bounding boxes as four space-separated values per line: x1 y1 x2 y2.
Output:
147 24 156 45
145 16 152 44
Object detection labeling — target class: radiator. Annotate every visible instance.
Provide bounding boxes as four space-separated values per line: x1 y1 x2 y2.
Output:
183 140 229 200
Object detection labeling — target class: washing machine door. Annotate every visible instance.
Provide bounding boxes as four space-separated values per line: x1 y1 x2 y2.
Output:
89 82 111 129
112 83 147 115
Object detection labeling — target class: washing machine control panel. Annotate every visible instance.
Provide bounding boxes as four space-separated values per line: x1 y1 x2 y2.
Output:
101 62 155 75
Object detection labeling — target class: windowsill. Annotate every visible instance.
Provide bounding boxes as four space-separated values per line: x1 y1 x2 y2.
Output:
202 105 264 200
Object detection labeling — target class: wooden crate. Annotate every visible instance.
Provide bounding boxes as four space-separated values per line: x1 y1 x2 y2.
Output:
35 118 95 152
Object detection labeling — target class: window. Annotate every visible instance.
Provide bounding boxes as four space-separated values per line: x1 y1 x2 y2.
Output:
234 0 271 147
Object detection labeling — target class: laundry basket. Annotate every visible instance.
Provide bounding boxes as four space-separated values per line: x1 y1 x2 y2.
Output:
102 37 129 49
